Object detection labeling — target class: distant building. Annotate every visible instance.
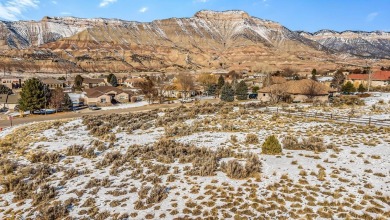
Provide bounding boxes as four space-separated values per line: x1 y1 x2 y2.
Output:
41 78 65 89
0 77 24 89
82 78 107 88
0 93 20 111
346 71 390 87
84 86 132 106
258 79 335 103
124 78 146 88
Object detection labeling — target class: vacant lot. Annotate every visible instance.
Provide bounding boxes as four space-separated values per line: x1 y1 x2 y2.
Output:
0 102 389 219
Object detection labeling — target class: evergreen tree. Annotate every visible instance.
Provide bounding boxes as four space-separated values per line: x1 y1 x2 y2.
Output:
217 75 225 90
63 93 73 111
220 83 234 102
252 86 260 94
206 84 217 96
18 78 47 112
109 74 118 87
74 75 83 89
0 85 12 95
311 69 318 81
262 135 282 155
235 81 248 100
341 81 356 93
358 83 366 93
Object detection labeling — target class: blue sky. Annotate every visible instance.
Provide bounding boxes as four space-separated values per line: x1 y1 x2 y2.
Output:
0 0 389 32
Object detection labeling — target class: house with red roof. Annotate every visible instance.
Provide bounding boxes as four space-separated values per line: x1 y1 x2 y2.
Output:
346 71 390 87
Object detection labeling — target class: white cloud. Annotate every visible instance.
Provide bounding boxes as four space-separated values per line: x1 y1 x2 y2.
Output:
51 0 57 4
99 0 117 8
366 12 379 22
194 0 209 3
139 7 148 13
0 0 39 21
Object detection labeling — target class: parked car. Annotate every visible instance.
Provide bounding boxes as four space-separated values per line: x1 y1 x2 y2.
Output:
33 109 56 114
88 105 101 110
248 94 258 99
180 98 195 103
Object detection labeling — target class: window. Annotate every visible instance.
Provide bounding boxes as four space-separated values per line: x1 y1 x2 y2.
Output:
119 96 125 100
101 98 106 103
263 93 266 96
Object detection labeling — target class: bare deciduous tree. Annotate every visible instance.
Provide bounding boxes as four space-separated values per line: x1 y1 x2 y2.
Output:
49 87 65 112
139 76 158 104
175 73 195 100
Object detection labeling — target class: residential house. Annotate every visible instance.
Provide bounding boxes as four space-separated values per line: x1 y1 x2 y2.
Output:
82 78 107 88
0 93 20 110
124 78 146 88
0 77 25 89
258 79 335 103
41 78 65 89
84 86 132 106
346 71 390 88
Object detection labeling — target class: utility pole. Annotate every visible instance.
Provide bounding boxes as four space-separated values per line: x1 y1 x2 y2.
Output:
366 62 372 92
44 84 47 115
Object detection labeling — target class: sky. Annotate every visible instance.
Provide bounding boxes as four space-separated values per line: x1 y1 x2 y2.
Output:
0 0 389 32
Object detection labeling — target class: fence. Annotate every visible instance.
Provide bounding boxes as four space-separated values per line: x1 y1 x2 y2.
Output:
259 107 390 127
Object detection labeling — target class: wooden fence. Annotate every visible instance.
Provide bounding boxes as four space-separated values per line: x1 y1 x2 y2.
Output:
259 107 390 127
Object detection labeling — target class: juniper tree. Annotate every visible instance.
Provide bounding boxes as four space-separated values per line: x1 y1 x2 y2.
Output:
19 78 48 112
220 83 234 102
235 80 248 100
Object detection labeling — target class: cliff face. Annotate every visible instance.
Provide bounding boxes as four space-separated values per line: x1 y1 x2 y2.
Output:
0 11 388 73
299 30 390 59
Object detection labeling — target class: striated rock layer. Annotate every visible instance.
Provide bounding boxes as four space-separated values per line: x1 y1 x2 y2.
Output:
0 10 388 74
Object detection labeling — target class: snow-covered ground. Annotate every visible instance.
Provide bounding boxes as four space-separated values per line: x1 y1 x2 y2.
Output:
101 101 148 111
0 103 389 219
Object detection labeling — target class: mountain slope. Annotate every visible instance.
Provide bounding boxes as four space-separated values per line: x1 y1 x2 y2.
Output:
299 30 390 59
0 11 387 73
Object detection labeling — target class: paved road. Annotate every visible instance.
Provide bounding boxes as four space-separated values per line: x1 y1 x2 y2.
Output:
0 99 219 128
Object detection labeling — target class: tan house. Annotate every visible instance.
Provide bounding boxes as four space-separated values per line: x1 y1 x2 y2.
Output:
258 79 334 103
0 77 25 89
346 71 390 88
82 78 107 88
123 78 146 88
0 93 20 110
84 86 132 106
41 78 65 89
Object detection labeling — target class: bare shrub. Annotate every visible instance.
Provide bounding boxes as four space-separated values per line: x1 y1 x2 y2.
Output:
301 137 325 152
146 185 168 204
245 134 259 144
28 151 61 164
35 201 69 220
282 136 299 150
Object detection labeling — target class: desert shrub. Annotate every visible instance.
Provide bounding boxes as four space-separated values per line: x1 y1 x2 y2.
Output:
66 145 85 156
244 154 261 177
146 185 168 204
282 136 300 150
32 184 56 205
28 151 61 164
221 154 261 179
0 159 18 175
230 135 238 143
138 186 151 199
262 135 282 155
98 151 122 168
245 134 259 144
35 201 69 220
301 136 325 152
222 160 247 179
